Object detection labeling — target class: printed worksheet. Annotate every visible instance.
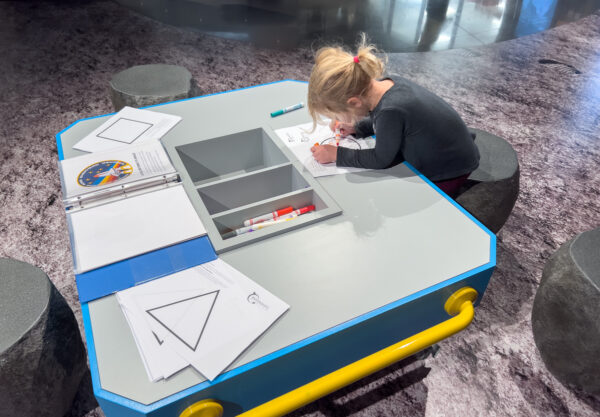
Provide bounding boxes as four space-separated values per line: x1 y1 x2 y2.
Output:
116 259 289 382
72 106 181 153
59 141 175 201
274 121 375 177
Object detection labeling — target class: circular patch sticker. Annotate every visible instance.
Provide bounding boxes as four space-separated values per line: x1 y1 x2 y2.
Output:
78 160 133 187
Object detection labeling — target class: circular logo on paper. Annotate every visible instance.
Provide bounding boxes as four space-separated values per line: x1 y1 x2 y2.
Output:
247 292 268 310
77 160 133 187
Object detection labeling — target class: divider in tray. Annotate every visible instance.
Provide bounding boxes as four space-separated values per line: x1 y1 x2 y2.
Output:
196 164 310 215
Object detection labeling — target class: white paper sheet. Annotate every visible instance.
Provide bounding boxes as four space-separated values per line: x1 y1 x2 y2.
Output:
73 107 181 153
119 301 189 381
116 260 289 382
59 141 176 200
68 185 206 274
274 121 375 177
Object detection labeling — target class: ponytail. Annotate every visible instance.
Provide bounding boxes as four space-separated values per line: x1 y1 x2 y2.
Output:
353 33 386 79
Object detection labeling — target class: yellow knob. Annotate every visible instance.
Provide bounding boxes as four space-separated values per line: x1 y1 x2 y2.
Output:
180 399 224 417
444 287 478 316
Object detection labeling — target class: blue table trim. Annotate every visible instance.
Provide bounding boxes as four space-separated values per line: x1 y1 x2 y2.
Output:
404 161 496 246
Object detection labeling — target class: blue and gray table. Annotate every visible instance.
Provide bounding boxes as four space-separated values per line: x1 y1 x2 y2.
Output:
56 80 495 417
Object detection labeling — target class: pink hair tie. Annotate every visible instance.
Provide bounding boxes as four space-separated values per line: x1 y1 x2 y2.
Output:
353 56 360 63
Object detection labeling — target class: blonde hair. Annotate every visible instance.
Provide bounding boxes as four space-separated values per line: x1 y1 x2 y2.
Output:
308 34 386 128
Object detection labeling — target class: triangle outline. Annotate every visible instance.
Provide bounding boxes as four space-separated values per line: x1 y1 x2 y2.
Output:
146 290 219 351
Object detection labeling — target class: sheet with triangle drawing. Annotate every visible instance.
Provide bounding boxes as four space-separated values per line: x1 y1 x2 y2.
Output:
116 259 289 382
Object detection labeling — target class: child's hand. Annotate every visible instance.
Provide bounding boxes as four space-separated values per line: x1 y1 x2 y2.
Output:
329 120 356 136
310 144 337 164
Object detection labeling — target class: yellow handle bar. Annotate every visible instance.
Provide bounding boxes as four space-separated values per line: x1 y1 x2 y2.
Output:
238 287 478 417
181 287 478 417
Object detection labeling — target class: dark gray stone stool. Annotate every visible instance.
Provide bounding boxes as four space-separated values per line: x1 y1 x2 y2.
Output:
455 128 520 233
532 228 600 395
109 64 201 111
0 259 87 417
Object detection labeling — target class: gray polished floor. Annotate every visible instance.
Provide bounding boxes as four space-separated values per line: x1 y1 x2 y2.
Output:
114 0 600 51
1 0 600 416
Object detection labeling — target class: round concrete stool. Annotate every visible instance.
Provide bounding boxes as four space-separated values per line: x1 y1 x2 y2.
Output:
0 259 87 417
532 228 600 395
110 64 201 111
455 129 520 233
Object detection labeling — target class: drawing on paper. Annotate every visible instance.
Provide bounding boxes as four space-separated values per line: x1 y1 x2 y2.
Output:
77 160 133 187
97 117 153 144
283 127 313 143
152 332 164 345
146 290 219 352
319 137 362 149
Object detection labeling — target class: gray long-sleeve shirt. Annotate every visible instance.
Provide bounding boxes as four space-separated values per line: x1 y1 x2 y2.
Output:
336 76 479 181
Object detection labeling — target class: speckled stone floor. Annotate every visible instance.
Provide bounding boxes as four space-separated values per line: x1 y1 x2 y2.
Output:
0 1 599 416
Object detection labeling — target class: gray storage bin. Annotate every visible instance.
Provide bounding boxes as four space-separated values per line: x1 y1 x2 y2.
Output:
166 127 342 253
177 128 288 185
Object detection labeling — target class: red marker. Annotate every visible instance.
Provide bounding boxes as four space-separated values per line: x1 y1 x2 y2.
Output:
243 206 294 227
296 204 316 215
273 205 315 221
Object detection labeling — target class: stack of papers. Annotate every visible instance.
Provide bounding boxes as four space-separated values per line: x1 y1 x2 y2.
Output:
116 259 289 382
73 106 181 153
274 121 375 177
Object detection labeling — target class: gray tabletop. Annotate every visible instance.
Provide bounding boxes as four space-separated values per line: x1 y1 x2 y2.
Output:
59 81 492 404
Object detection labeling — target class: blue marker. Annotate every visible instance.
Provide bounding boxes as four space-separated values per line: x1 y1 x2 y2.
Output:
270 102 304 117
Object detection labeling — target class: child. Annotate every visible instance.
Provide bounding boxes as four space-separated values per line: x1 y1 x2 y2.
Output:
308 37 479 197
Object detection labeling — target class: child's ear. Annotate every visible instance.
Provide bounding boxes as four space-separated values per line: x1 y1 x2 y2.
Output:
347 97 362 108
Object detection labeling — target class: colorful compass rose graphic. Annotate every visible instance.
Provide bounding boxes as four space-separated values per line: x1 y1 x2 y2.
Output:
77 160 133 187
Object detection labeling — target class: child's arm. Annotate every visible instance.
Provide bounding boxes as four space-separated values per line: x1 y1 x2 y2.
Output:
354 117 375 138
337 110 405 169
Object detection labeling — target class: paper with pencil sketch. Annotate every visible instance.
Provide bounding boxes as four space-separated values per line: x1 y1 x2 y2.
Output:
274 121 375 178
116 259 289 382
